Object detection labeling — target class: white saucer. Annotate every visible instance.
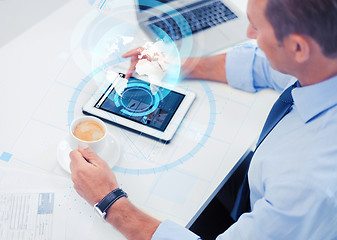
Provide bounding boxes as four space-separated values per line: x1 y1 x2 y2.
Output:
56 133 121 174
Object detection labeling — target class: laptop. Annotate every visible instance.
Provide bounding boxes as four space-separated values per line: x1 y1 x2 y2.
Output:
135 0 249 57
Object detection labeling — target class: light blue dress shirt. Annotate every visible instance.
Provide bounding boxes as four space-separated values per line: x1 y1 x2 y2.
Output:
152 43 337 240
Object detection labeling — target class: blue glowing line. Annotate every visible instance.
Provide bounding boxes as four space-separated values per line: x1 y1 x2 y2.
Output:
68 70 216 175
68 1 212 174
112 81 216 175
100 0 107 9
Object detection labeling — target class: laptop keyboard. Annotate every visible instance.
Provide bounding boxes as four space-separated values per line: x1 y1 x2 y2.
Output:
148 1 238 41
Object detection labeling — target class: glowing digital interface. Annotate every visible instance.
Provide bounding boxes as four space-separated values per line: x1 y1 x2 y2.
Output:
1 1 276 237
97 78 185 131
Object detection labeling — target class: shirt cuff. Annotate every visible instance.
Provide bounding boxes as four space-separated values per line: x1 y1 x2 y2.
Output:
226 43 258 93
151 220 201 240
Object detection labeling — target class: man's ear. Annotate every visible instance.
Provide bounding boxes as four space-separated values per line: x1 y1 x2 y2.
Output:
286 34 310 63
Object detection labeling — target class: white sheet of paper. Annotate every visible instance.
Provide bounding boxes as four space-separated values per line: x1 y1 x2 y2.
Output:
0 165 68 239
0 192 55 240
0 165 126 239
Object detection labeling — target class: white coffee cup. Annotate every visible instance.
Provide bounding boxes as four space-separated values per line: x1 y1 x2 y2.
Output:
69 116 107 153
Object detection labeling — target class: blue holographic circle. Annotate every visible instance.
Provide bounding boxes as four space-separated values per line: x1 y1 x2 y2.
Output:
68 68 215 175
113 82 161 117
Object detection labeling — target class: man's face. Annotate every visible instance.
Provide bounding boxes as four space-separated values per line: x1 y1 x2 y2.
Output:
246 0 291 74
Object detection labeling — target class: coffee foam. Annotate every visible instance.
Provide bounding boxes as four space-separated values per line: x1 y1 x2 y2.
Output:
73 120 105 142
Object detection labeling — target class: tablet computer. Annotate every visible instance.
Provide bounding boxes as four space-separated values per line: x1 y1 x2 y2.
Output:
82 72 196 142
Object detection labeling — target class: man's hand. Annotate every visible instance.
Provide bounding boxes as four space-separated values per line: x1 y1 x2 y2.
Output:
123 47 228 83
122 47 151 79
69 145 162 240
69 146 119 206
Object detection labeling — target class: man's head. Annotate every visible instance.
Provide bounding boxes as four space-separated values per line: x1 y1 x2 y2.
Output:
266 0 337 59
246 0 337 84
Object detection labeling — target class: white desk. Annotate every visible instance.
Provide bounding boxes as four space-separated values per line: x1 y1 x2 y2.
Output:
0 0 278 239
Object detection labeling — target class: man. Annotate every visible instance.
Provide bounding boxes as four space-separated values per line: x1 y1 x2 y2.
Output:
70 0 337 239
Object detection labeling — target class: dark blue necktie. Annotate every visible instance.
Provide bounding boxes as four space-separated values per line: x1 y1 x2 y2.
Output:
230 81 300 221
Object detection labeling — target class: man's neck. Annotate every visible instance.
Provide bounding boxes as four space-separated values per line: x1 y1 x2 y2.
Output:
295 49 337 86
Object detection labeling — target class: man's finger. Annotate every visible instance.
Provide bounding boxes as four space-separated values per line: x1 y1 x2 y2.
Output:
78 146 104 166
69 150 87 173
122 47 144 58
125 69 134 79
140 54 152 61
125 57 139 78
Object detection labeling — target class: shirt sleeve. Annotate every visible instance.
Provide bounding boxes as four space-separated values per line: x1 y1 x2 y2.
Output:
151 220 201 240
225 43 295 93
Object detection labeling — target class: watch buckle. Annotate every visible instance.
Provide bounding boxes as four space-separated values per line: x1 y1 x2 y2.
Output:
94 203 107 220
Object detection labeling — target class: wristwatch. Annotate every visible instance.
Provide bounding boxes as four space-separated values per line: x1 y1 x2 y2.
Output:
94 188 128 220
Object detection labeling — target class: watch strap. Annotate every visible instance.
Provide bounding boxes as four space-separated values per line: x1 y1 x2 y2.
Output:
95 188 128 218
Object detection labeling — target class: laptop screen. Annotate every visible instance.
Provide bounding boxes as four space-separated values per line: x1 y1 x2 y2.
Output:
137 0 177 11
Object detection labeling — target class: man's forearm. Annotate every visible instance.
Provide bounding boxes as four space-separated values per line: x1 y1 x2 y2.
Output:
182 53 228 83
106 197 161 240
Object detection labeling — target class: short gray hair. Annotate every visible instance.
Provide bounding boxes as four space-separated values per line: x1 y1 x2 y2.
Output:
266 0 337 58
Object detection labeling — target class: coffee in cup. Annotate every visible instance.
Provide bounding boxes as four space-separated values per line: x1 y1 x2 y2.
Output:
69 116 107 152
73 120 105 141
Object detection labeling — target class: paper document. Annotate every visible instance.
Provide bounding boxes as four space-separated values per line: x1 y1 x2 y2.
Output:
0 192 55 240
0 165 127 239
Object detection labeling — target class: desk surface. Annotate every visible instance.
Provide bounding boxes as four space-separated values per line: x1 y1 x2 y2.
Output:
0 0 278 239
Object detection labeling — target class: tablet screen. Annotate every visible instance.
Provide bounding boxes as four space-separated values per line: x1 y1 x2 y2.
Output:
96 78 185 132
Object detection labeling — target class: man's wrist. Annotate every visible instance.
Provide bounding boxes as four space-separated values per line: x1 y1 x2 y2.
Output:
105 196 129 222
94 188 128 220
105 197 161 240
183 55 227 83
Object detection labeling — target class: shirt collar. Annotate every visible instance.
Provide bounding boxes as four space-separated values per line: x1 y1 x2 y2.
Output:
291 75 337 123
